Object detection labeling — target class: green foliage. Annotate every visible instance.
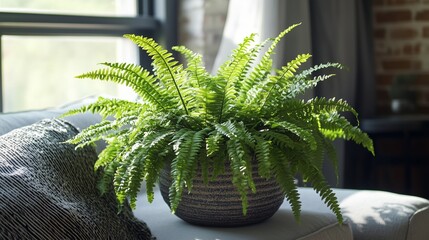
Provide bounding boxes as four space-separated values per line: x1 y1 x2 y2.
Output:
65 24 374 223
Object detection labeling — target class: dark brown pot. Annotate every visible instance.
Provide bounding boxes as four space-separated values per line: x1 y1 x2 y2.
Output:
159 161 285 227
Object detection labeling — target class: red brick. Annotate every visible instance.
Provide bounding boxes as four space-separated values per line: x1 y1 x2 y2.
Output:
381 59 413 70
390 27 418 39
374 0 418 6
373 0 384 6
390 0 418 4
375 10 412 23
374 28 387 39
416 105 429 114
422 26 429 37
415 74 429 85
377 74 394 85
376 103 392 115
373 0 385 6
416 10 429 21
376 88 391 101
403 43 421 55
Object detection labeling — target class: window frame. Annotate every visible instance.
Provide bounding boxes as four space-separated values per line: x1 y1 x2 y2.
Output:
0 0 178 112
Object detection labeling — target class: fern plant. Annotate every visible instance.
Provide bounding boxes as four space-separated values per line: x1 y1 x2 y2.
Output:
64 23 374 223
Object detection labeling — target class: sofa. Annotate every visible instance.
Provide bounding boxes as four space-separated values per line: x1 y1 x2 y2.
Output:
1 97 429 240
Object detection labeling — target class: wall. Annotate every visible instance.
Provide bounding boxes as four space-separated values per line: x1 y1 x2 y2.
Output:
374 0 429 114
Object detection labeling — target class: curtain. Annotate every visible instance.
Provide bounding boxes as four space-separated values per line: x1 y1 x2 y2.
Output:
213 0 375 187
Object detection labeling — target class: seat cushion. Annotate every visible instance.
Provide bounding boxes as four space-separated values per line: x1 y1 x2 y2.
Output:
336 189 429 240
0 119 154 239
133 186 353 240
297 188 429 240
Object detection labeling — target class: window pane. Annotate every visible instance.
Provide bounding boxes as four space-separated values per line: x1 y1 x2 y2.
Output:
0 0 137 17
2 36 138 112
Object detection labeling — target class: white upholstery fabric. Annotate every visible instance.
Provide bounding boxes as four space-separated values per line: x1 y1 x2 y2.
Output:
134 187 429 240
133 187 353 240
298 188 429 240
338 189 429 240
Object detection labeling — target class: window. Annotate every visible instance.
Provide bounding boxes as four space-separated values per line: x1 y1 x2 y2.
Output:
0 0 177 112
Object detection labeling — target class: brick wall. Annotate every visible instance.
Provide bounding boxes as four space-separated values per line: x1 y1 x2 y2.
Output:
374 0 429 114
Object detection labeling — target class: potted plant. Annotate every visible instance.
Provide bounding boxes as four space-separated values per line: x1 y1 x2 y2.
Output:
64 23 374 226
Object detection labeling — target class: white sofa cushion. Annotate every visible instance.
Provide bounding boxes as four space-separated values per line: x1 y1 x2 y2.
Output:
298 188 429 240
133 186 353 240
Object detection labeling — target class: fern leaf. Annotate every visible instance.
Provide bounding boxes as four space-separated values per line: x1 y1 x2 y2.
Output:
143 131 175 203
258 130 298 150
216 33 258 122
254 135 272 178
318 113 374 155
257 53 312 113
124 34 189 115
172 46 209 87
301 160 343 223
270 148 302 221
227 138 255 215
243 24 301 107
265 120 317 150
284 62 344 99
61 96 140 119
169 129 208 212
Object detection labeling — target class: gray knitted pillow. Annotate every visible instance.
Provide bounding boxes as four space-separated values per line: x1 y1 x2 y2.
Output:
0 119 154 239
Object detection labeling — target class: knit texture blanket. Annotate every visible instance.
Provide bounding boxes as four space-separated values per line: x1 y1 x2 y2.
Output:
0 119 154 239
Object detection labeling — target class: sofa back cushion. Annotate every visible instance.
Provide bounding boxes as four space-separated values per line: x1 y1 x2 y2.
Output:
0 119 154 239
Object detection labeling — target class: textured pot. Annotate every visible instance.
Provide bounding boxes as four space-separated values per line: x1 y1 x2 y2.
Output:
159 162 285 227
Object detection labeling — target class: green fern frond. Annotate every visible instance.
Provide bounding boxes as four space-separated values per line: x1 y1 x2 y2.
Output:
124 34 189 115
270 148 302 221
97 159 120 195
257 53 312 112
206 130 223 156
169 129 208 212
284 62 344 99
318 113 374 155
68 117 135 149
242 24 301 107
258 130 297 150
216 33 258 122
246 23 302 89
102 62 175 107
95 138 124 171
254 135 272 178
172 46 209 88
306 98 357 117
172 46 211 114
274 98 358 127
321 137 339 183
143 131 175 202
227 138 255 215
61 96 140 119
112 148 133 205
265 120 317 150
301 161 343 223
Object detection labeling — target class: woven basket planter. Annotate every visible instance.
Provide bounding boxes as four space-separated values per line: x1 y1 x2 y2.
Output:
159 162 285 227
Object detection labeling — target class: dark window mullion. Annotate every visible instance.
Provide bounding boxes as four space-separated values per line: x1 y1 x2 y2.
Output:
0 12 158 36
138 0 154 17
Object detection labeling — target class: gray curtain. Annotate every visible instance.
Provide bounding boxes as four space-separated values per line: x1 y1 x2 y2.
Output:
214 0 375 187
309 1 375 186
